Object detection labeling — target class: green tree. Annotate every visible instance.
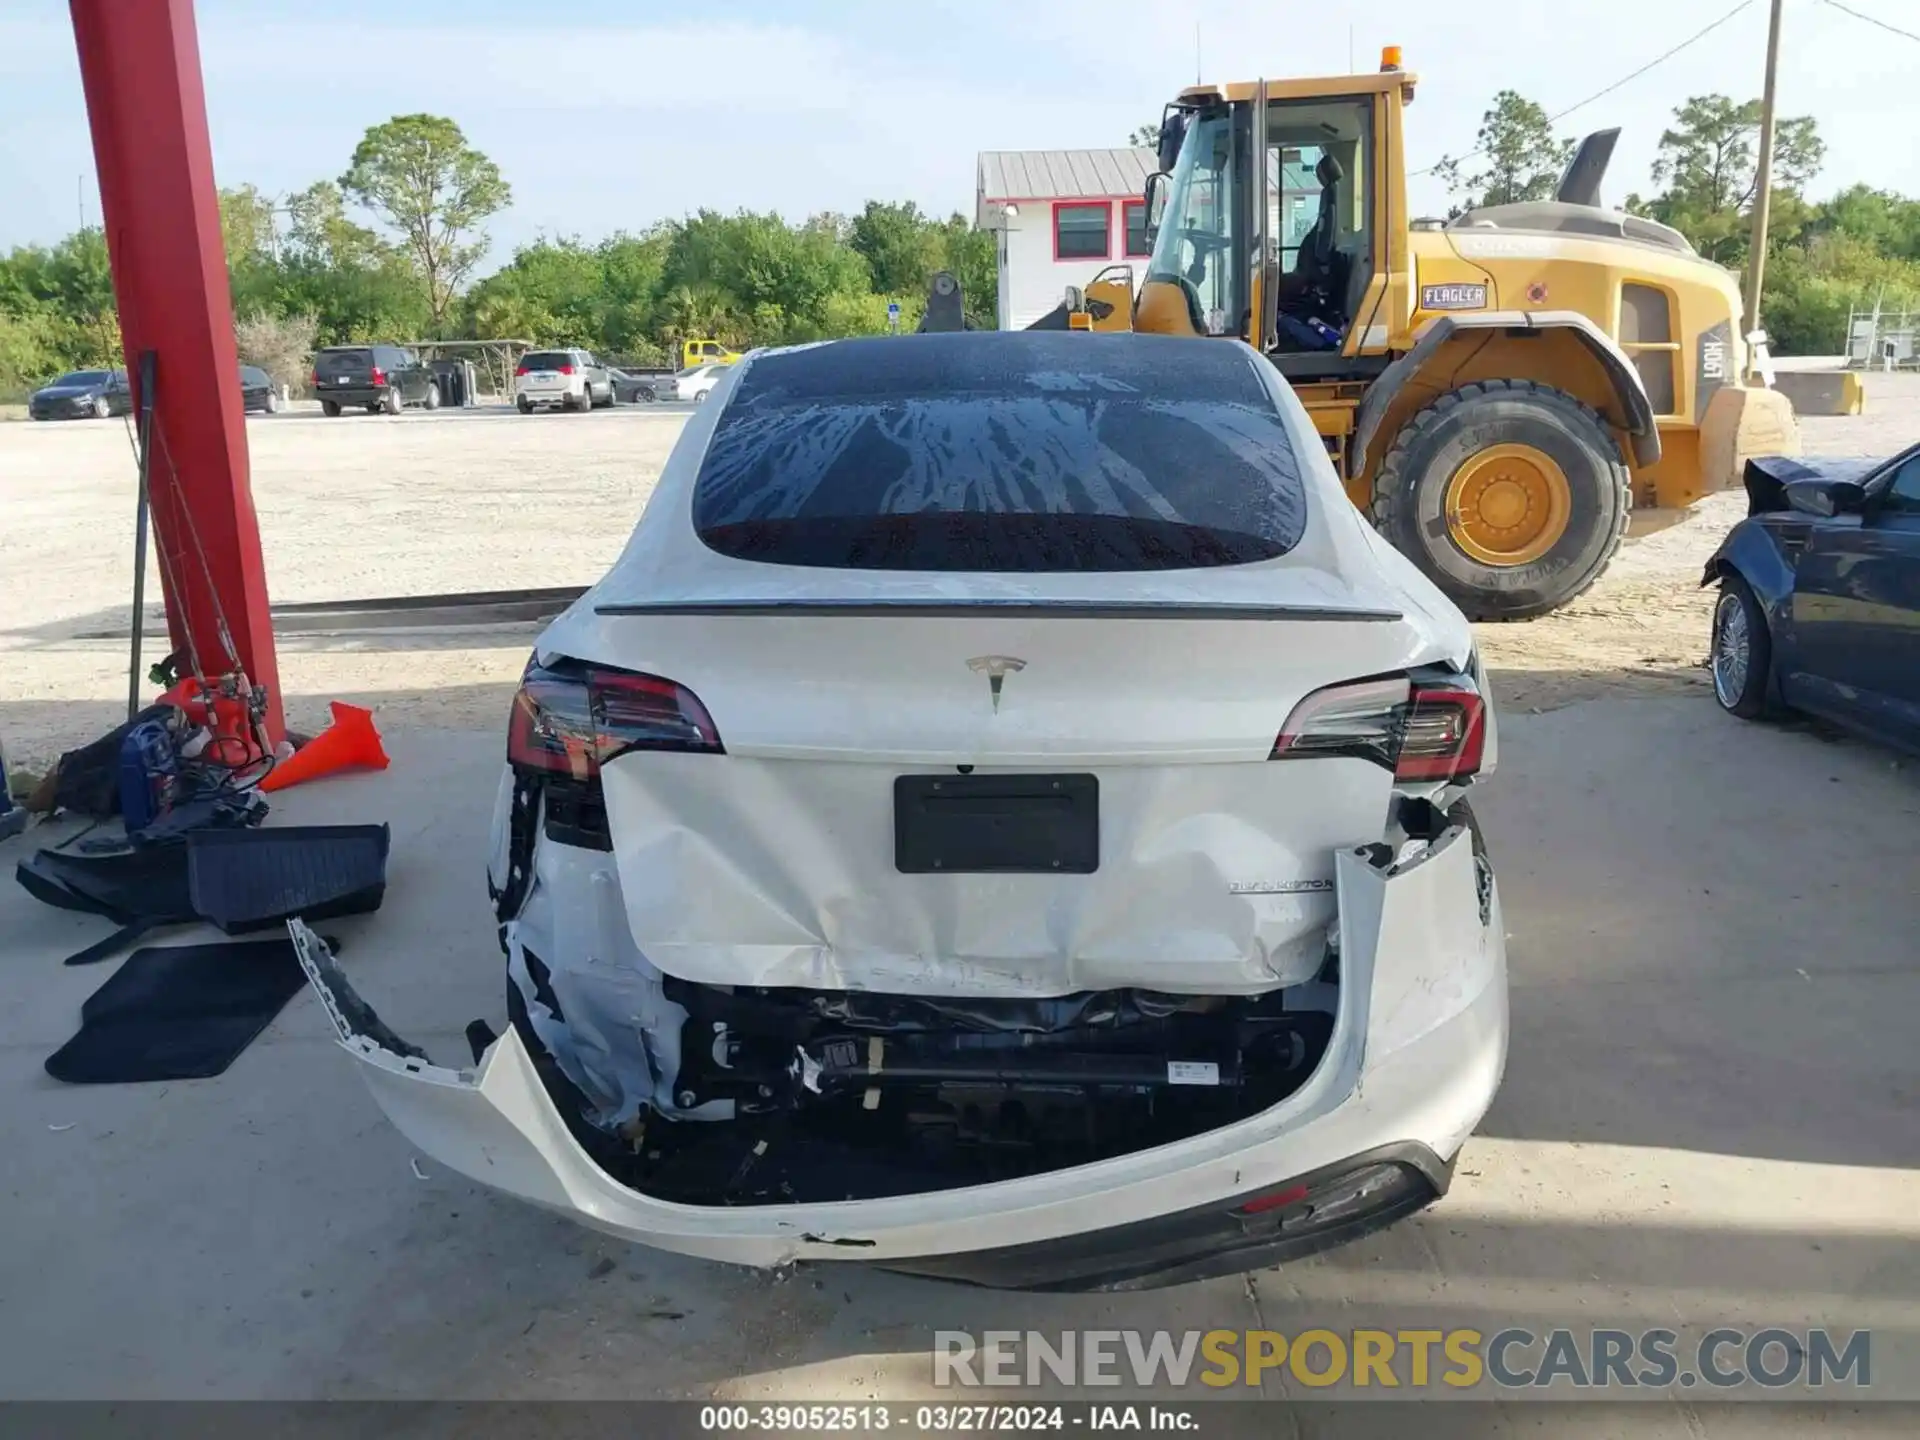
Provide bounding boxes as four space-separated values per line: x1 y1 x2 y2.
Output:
1810 184 1920 262
660 209 872 344
218 184 279 264
340 114 511 327
284 181 387 269
656 281 745 352
0 307 64 395
0 230 122 377
1632 95 1824 265
849 200 946 298
463 237 605 345
1433 91 1575 212
1762 232 1920 355
264 181 430 343
595 230 672 350
1128 123 1160 149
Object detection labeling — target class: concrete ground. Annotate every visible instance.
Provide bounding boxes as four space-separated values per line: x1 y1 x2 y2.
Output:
3 375 1919 1426
4 702 1918 1425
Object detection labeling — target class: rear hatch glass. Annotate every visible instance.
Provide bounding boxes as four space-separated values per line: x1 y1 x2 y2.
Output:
690 332 1308 572
522 352 574 372
316 349 373 377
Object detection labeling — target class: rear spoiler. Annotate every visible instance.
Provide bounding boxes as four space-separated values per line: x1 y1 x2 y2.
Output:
595 599 1403 621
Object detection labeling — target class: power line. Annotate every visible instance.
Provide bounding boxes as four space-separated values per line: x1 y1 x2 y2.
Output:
1414 0 1757 178
1820 0 1920 45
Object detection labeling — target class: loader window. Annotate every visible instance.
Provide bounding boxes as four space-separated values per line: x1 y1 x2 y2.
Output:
1266 97 1374 346
1144 111 1244 335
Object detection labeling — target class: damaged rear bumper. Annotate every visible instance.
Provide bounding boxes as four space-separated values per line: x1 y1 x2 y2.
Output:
291 817 1504 1283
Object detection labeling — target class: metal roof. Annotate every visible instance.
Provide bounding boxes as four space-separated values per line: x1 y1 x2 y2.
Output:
977 149 1155 202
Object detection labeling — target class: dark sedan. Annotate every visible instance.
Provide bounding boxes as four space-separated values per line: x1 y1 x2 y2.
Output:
240 364 283 414
607 367 659 403
28 369 131 421
1704 445 1920 753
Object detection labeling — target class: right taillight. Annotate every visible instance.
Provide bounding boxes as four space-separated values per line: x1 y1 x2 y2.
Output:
1393 683 1486 782
1272 675 1485 783
507 659 723 779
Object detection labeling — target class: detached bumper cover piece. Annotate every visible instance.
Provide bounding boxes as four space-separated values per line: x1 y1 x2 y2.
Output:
290 818 1505 1279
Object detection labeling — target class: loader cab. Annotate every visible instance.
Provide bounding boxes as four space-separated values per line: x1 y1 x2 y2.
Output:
1139 70 1406 381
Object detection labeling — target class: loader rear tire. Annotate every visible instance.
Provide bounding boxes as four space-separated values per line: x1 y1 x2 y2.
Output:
1368 379 1631 622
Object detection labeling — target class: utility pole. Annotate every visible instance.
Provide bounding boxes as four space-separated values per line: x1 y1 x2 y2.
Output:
1742 0 1785 361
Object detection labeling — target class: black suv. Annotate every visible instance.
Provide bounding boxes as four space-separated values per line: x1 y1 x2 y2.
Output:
312 344 440 416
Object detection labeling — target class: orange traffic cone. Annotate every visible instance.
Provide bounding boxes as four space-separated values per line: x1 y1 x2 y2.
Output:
259 702 389 793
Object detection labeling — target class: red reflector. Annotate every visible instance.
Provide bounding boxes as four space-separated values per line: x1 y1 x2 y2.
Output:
1238 1184 1309 1215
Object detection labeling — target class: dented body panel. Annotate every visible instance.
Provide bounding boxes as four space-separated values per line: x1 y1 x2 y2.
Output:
292 819 1504 1270
600 752 1385 995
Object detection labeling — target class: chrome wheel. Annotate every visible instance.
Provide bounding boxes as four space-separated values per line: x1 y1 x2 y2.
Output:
1711 588 1750 709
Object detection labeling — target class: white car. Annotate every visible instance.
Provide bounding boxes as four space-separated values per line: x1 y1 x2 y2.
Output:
514 347 613 413
664 362 728 404
296 330 1507 1290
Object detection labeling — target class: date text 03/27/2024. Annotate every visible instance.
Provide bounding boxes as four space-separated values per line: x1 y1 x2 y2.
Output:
699 1404 1195 1432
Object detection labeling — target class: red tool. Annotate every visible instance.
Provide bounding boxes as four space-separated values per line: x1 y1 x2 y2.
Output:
159 670 271 773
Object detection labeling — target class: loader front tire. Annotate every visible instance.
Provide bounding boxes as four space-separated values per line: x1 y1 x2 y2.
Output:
1369 379 1631 622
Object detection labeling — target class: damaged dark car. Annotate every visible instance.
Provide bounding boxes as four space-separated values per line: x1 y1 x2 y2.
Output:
1704 445 1920 754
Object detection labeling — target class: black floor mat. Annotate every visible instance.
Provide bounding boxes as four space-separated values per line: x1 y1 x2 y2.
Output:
44 935 338 1085
188 824 389 932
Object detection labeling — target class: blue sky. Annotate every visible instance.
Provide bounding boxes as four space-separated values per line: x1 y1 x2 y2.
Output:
3 0 1918 264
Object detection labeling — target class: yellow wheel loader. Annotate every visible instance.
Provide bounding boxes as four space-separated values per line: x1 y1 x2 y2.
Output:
936 51 1800 621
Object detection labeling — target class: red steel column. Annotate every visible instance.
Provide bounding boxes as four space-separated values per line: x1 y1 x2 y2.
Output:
70 0 283 740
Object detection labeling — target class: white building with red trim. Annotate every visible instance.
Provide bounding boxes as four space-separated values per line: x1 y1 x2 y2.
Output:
975 149 1156 330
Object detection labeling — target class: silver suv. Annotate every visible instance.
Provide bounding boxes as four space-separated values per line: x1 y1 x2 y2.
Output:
514 348 613 413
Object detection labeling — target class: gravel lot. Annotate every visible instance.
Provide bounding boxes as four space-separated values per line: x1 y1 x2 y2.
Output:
3 378 1917 773
1 403 685 769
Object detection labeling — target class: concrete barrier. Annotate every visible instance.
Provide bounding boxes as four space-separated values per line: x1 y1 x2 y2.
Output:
1773 370 1866 416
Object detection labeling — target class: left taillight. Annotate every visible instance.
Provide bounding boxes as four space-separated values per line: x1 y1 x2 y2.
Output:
1271 674 1485 784
507 659 723 779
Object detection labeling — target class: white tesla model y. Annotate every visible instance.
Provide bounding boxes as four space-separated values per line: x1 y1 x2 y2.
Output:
296 330 1507 1291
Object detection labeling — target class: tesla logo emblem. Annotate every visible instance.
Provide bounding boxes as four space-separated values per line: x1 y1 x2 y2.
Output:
967 655 1026 712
